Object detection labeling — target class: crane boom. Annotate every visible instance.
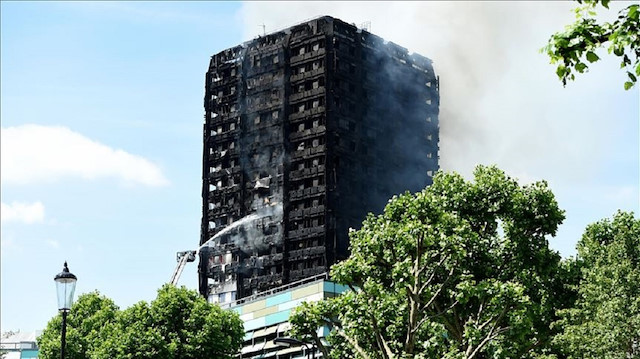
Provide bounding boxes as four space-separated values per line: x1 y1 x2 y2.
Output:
170 250 196 285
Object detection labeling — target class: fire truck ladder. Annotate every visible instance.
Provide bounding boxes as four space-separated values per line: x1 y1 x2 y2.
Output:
169 250 196 286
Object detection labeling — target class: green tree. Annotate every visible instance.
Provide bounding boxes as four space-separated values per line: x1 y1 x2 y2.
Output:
93 285 244 359
290 166 570 359
92 301 171 359
38 291 119 359
39 285 244 359
554 211 640 358
543 0 639 90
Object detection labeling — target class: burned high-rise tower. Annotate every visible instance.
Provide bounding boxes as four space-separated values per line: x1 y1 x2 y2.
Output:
200 16 439 302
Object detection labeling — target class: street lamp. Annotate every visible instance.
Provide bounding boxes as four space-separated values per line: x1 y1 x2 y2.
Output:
54 262 77 359
273 337 314 359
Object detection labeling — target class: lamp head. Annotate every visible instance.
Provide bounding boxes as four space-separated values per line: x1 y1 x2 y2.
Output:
54 262 77 311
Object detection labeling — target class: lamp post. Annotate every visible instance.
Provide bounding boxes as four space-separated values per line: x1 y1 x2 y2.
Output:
273 337 315 359
54 262 77 359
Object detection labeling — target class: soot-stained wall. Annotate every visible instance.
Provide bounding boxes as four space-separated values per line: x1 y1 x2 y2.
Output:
200 16 439 302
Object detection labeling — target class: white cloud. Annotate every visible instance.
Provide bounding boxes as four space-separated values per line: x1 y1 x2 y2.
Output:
1 201 45 224
1 124 169 187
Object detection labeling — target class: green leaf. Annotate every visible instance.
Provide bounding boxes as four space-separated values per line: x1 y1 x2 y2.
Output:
575 62 588 73
628 71 637 82
585 51 600 63
635 63 640 76
555 211 640 358
291 166 569 359
624 81 634 90
628 5 638 20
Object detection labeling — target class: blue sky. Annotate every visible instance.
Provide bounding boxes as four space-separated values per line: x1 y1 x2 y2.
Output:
2 1 638 332
1 1 244 331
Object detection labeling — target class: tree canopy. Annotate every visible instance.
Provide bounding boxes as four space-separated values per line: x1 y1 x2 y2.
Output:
290 166 571 359
37 291 119 359
543 0 639 90
553 211 640 358
38 285 244 359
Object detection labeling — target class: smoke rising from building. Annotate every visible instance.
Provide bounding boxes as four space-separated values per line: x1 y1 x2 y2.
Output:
239 2 635 181
239 3 639 259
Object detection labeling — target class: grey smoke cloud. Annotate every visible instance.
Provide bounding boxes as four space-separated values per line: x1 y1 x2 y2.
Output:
239 1 636 178
239 2 639 256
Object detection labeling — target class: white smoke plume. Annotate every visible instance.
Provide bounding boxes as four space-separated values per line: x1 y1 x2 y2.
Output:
239 2 637 181
239 2 639 256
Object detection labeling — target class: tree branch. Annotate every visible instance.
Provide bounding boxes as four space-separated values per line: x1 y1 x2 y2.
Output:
335 328 373 359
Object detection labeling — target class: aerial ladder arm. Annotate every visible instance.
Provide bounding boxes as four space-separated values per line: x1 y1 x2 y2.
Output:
170 250 196 286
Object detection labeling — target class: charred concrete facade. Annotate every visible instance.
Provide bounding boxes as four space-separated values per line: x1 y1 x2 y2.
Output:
200 16 439 302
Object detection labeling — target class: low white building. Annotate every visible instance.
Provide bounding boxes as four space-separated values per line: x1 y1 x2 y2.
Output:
0 331 41 359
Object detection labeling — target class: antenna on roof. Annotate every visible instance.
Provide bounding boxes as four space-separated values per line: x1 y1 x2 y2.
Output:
259 23 266 36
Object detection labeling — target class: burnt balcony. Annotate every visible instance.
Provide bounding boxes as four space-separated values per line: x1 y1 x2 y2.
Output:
242 273 284 289
288 245 325 261
291 144 326 160
289 266 327 282
289 87 326 103
208 148 239 161
207 204 241 219
287 225 326 240
208 165 241 180
290 68 324 83
290 48 326 64
288 185 326 200
289 126 326 142
288 106 325 122
288 205 325 220
288 165 326 181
